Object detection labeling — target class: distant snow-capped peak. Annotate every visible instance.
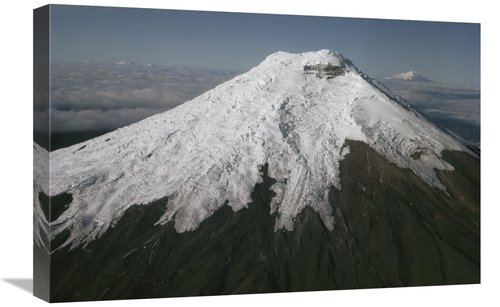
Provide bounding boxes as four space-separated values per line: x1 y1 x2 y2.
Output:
385 71 433 82
36 50 469 249
115 61 158 67
116 60 143 66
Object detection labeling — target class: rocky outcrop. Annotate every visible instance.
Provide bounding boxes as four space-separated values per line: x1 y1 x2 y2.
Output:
303 64 345 79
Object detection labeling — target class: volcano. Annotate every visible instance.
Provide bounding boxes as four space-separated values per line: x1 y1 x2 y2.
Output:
34 50 480 302
384 71 434 82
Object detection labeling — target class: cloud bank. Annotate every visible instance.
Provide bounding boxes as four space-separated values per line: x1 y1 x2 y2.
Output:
381 79 480 147
45 63 480 148
49 62 240 132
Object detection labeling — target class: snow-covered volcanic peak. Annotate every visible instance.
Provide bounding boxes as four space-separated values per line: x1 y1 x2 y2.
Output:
385 71 433 82
40 50 468 249
116 60 143 66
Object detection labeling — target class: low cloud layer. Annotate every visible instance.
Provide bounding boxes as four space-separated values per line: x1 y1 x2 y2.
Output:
381 80 480 146
42 63 480 147
48 62 240 132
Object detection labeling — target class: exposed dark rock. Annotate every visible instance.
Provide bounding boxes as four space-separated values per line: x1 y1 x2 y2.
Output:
38 191 73 223
303 64 345 79
411 151 422 160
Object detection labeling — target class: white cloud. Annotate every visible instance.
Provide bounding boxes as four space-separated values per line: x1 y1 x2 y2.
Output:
381 79 480 125
381 79 480 146
49 62 240 131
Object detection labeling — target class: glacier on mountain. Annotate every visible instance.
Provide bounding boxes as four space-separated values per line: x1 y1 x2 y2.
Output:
35 50 470 249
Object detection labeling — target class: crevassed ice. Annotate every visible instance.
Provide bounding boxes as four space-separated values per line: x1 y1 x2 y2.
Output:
41 50 468 249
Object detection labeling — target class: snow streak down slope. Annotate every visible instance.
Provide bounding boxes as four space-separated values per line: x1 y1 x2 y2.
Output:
42 50 468 249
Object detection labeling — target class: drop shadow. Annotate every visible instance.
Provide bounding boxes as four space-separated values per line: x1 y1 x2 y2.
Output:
3 278 33 294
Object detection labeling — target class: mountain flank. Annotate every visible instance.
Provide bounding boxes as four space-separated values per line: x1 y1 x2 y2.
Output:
34 50 480 302
42 139 479 302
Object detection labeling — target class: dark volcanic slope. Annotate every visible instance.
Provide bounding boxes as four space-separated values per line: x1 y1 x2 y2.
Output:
45 140 480 302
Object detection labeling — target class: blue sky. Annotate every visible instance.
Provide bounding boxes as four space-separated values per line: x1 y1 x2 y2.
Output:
50 4 480 87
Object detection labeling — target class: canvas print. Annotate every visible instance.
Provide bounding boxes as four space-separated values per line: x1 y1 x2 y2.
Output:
33 4 480 303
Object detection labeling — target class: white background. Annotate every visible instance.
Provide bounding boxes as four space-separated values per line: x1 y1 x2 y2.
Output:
0 1 497 306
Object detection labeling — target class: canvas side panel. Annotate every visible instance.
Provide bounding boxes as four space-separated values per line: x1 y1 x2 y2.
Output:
33 4 51 302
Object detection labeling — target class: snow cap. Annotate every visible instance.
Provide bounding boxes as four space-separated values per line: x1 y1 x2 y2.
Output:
260 49 357 73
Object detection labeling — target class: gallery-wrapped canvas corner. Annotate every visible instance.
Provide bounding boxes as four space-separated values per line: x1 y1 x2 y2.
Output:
33 4 480 303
